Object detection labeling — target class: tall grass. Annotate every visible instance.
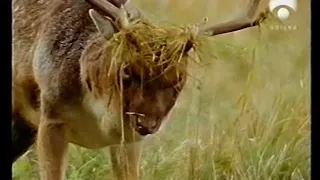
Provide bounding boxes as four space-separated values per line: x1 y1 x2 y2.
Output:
12 0 310 179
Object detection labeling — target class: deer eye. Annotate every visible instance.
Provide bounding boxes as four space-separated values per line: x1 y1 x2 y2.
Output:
121 66 133 88
123 78 132 88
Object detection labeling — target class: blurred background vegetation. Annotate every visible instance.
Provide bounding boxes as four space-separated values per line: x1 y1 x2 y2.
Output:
13 0 310 179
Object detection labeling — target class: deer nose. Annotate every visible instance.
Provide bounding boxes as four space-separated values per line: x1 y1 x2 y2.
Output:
135 118 157 136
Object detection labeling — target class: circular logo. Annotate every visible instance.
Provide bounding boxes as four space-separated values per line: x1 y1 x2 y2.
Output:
269 0 297 21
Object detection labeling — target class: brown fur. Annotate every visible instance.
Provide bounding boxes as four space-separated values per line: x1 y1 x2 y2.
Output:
12 0 187 179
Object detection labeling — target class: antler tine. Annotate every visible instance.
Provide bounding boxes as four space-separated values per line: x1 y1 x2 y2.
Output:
109 0 142 20
199 0 264 36
123 0 143 20
86 0 120 20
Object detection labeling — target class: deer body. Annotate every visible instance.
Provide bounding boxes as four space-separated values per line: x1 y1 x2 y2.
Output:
13 0 185 179
13 1 151 179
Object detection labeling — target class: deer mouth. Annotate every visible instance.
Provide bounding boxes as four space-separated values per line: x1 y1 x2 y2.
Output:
135 126 151 136
135 117 160 136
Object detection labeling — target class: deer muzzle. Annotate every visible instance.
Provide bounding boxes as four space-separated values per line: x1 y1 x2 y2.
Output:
135 117 159 136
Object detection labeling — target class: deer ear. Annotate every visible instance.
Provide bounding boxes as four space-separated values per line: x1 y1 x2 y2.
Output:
89 9 117 40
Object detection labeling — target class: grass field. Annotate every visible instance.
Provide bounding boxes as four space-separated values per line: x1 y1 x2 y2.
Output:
12 0 311 179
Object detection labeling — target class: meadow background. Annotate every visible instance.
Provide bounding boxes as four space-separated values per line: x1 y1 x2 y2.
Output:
12 0 311 179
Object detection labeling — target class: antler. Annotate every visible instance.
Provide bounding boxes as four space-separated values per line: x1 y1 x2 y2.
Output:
87 0 267 36
199 0 267 36
86 0 142 24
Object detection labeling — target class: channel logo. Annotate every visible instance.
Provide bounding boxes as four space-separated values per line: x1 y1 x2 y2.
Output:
268 0 297 21
268 0 298 31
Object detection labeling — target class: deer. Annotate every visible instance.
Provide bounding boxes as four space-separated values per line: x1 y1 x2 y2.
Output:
12 0 268 179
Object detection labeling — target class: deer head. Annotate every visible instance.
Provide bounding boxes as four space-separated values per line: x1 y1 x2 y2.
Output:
82 0 267 136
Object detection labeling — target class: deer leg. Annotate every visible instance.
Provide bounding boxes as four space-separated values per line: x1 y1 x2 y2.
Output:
36 93 69 180
37 118 68 180
12 113 37 164
110 142 142 180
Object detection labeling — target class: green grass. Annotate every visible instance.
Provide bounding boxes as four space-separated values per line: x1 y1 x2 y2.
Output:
12 0 310 179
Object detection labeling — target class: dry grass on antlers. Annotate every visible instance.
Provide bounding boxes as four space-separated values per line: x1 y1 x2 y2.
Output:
107 19 202 85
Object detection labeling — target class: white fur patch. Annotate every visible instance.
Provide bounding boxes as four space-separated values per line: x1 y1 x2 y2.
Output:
82 93 107 120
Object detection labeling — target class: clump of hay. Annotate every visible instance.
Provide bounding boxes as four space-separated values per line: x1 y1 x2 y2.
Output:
107 19 202 88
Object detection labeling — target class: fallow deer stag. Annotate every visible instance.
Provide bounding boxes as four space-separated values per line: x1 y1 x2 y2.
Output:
12 0 267 179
